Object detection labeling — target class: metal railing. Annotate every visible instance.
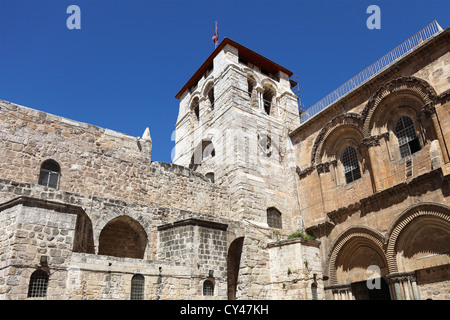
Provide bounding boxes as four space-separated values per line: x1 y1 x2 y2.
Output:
299 20 444 124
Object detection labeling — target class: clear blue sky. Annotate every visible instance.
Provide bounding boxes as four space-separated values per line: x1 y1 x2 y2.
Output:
1 0 448 163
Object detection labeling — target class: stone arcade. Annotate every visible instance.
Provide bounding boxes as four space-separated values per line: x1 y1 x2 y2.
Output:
1 26 449 300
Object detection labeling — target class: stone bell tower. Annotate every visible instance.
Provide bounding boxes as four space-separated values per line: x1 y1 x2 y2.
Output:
173 38 301 229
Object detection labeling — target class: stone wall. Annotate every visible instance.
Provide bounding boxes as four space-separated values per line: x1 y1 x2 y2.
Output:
291 29 450 300
0 100 230 217
268 238 323 299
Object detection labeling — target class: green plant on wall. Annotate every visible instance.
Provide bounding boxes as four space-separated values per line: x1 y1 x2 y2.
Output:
287 231 316 240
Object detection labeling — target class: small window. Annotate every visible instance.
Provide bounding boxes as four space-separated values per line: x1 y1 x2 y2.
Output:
28 269 49 298
395 116 421 158
202 140 215 158
205 172 215 183
130 274 145 300
342 147 361 184
38 160 60 189
203 280 214 296
267 207 282 229
258 134 272 157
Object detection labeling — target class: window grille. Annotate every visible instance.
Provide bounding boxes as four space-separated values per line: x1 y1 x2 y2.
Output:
395 116 421 158
267 207 282 229
342 147 361 184
130 274 145 300
203 280 214 296
27 270 49 298
38 160 60 189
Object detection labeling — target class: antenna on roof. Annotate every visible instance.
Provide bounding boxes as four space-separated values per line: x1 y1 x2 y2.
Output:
291 74 305 115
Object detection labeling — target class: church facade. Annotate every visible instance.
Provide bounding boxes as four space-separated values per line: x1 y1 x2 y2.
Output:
0 25 449 300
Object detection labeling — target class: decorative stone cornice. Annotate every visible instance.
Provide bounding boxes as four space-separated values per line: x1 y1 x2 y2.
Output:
385 271 417 284
417 101 436 123
316 162 331 174
295 165 314 178
0 196 84 215
360 132 390 149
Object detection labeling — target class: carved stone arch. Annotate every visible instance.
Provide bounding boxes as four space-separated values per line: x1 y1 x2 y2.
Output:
188 94 201 121
202 79 215 109
386 202 450 274
201 78 215 97
261 78 278 92
311 113 363 166
241 67 261 84
361 76 438 137
327 226 387 285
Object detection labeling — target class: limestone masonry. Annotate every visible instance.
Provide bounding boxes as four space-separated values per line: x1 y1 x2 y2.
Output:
1 28 449 300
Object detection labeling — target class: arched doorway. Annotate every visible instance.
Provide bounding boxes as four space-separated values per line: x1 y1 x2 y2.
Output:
98 216 147 259
328 228 391 300
227 237 244 300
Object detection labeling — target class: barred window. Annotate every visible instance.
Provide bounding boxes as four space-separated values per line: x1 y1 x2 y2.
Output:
203 280 214 296
267 207 282 229
27 269 49 298
38 159 60 189
395 116 421 158
342 146 361 184
130 274 145 300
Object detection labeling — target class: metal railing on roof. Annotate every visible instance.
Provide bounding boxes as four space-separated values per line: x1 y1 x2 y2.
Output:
299 20 444 124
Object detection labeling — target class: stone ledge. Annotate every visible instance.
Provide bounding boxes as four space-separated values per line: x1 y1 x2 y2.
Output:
267 237 320 248
0 195 84 215
157 218 228 231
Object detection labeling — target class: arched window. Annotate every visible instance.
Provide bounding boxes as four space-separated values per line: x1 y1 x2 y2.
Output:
263 87 274 115
247 76 256 98
342 146 361 184
27 269 49 298
130 274 145 300
395 116 421 158
38 159 60 189
191 97 200 121
207 86 215 109
267 207 282 229
203 280 214 296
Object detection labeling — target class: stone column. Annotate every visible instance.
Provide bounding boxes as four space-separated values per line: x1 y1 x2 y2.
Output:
418 103 449 163
326 284 354 300
385 271 419 300
255 85 264 112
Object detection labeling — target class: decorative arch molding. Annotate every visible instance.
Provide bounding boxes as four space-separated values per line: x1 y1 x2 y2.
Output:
361 76 438 137
241 67 262 84
261 78 278 90
311 113 363 166
188 92 201 106
386 202 450 273
201 78 215 98
327 226 387 285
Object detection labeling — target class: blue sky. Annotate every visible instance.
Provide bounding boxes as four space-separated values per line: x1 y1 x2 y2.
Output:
0 0 448 163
